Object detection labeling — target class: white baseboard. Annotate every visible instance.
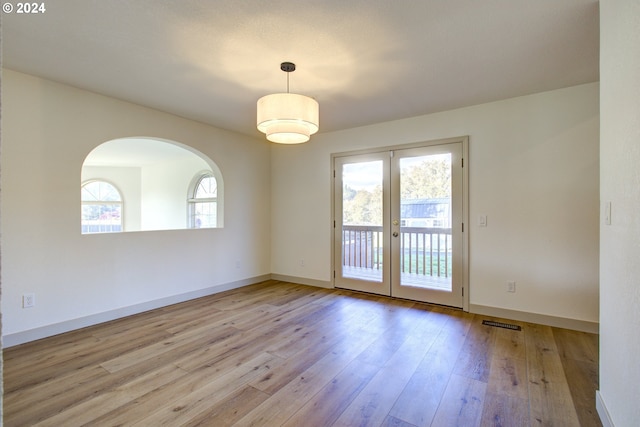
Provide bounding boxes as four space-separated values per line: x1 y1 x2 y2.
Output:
270 274 333 289
3 274 271 348
4 277 598 347
270 280 599 334
596 390 615 427
469 304 599 334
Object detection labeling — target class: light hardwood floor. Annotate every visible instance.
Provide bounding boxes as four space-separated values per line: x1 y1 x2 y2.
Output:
4 280 601 426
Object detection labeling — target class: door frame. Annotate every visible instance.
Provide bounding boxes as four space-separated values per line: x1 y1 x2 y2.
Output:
330 136 470 311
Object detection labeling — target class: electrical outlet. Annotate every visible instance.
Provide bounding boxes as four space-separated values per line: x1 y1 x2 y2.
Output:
506 281 516 293
23 293 36 308
299 259 305 267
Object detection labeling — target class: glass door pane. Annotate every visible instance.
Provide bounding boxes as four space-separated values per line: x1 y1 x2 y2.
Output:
399 153 452 291
341 160 384 282
334 153 390 296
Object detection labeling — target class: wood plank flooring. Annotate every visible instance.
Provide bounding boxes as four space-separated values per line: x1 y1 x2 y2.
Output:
3 280 601 426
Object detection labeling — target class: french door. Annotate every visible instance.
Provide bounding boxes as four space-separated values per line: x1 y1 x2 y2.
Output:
333 139 466 308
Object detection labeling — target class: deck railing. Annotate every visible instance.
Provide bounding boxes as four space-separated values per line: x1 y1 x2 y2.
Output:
341 225 452 277
342 225 384 270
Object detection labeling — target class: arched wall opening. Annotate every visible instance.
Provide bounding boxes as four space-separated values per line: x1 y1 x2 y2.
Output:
81 137 224 233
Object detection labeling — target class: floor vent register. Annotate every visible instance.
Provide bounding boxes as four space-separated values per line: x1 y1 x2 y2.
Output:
482 320 522 331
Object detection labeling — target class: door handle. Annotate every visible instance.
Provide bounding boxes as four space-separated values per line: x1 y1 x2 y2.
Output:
393 232 399 237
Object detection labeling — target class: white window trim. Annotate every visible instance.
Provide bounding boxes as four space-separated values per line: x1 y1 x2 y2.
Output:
187 171 222 228
81 179 124 234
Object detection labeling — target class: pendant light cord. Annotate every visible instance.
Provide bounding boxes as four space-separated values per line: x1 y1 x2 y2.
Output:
281 62 295 94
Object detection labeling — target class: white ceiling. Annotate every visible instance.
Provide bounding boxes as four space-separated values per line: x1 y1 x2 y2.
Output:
83 137 202 167
2 0 599 140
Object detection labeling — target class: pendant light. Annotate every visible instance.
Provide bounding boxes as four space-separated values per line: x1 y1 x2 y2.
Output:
257 62 319 144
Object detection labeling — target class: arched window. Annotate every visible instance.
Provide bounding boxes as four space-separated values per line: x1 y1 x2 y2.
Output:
188 172 218 228
81 180 123 233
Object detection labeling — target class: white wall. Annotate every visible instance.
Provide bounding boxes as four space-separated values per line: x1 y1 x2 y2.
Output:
271 83 599 326
140 156 209 231
598 1 640 426
1 70 272 344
